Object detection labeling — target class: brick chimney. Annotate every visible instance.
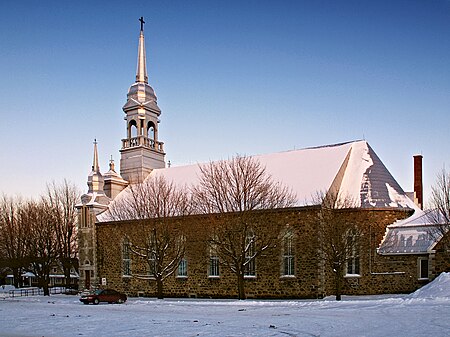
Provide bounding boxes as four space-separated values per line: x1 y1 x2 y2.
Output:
413 155 423 209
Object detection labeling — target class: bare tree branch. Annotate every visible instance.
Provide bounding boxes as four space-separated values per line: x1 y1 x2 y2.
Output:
315 190 360 301
108 175 190 299
194 155 297 299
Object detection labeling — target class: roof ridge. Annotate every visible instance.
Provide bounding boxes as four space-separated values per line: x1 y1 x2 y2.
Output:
303 139 364 151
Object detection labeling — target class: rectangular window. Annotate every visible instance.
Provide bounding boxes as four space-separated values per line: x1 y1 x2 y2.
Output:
81 206 89 228
282 231 295 276
418 258 429 280
244 258 256 277
177 258 188 277
122 240 131 276
347 256 360 275
209 256 220 277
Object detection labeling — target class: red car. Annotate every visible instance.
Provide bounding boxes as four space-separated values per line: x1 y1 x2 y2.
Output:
79 289 127 305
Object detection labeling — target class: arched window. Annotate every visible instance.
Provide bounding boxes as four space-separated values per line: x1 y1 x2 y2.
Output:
244 230 256 277
208 235 220 277
282 229 295 276
129 120 138 138
147 121 155 141
177 235 188 278
147 233 157 277
346 230 360 276
122 238 131 277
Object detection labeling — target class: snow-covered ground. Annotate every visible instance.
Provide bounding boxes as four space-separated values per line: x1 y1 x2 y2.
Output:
1 274 449 337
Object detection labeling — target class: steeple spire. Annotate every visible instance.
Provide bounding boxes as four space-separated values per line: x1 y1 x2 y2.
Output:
92 139 100 172
121 17 166 183
87 139 104 193
136 16 148 84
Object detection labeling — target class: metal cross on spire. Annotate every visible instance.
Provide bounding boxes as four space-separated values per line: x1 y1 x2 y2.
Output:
139 17 145 31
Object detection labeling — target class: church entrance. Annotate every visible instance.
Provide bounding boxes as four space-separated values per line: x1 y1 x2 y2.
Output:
84 270 91 289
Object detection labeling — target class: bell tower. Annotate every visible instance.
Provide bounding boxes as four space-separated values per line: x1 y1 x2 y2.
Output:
120 17 166 183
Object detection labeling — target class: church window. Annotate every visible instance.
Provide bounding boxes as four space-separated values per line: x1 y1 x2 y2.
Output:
81 206 89 228
208 239 220 278
209 255 219 277
282 229 295 277
122 238 131 276
244 230 256 277
147 234 157 277
177 258 188 278
346 231 360 276
418 257 429 280
176 235 187 278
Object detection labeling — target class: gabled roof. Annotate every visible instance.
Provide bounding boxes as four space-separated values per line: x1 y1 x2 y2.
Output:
151 140 416 208
378 209 447 254
99 140 416 222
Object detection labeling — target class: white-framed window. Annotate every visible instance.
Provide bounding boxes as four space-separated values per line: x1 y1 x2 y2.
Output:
208 235 220 278
122 238 131 276
147 235 157 277
177 258 188 278
209 255 220 277
346 231 360 276
208 236 220 278
244 230 256 277
282 229 295 277
418 257 429 280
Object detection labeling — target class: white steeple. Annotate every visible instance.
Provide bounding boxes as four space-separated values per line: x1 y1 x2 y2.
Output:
87 139 105 193
120 17 166 183
136 16 148 84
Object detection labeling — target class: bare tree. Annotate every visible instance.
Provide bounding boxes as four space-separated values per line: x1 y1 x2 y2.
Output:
194 155 296 299
427 168 450 265
23 199 60 296
108 175 191 299
0 195 29 288
315 191 359 301
45 180 80 288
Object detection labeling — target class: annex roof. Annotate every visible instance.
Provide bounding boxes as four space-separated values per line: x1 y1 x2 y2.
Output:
378 209 447 254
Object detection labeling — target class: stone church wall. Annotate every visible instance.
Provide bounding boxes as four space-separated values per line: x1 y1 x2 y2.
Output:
433 231 450 275
96 207 419 299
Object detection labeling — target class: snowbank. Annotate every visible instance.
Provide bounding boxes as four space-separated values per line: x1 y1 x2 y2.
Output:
409 272 450 299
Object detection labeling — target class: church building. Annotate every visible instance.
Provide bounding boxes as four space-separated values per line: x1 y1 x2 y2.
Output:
77 19 449 298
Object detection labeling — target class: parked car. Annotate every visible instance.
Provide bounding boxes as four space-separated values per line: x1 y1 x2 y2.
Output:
64 287 79 295
79 289 127 304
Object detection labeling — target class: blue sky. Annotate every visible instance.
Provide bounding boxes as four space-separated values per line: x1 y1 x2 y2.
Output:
0 0 449 204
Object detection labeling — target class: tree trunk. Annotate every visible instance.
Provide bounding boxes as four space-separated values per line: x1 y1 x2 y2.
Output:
156 278 164 299
237 272 246 300
335 267 342 301
62 258 72 288
12 268 21 288
41 276 50 296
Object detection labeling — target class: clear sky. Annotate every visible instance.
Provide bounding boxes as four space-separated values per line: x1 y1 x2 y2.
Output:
0 0 449 205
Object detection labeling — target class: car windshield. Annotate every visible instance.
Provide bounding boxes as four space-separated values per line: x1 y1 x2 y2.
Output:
94 290 103 295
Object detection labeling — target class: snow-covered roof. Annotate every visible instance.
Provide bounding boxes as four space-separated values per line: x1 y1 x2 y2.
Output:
378 209 447 254
99 140 416 222
76 191 110 211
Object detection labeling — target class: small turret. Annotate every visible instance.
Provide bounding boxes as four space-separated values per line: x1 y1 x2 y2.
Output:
104 156 128 199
